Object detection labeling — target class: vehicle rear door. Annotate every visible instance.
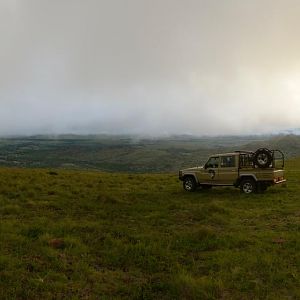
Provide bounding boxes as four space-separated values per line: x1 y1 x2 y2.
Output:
218 155 238 184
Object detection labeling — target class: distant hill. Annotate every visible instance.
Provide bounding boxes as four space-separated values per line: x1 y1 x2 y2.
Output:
0 134 300 172
244 134 300 157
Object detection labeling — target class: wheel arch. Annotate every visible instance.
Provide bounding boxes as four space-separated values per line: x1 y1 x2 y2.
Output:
236 174 257 187
183 174 199 185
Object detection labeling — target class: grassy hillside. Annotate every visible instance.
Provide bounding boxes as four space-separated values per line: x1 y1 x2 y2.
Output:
0 160 300 299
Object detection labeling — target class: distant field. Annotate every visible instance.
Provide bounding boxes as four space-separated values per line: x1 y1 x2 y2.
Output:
0 159 299 299
0 134 300 173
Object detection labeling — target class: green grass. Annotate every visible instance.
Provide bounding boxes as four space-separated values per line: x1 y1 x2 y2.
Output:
0 159 300 299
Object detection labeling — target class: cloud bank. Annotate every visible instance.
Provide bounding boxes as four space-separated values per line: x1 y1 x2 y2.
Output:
1 0 300 135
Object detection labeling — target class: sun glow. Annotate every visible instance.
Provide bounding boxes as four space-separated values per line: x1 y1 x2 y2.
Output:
283 75 300 108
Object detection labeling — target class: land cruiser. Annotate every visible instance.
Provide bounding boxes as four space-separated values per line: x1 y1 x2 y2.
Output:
179 148 286 194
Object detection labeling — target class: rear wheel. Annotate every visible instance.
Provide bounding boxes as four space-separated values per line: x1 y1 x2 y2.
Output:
240 179 256 194
183 176 197 192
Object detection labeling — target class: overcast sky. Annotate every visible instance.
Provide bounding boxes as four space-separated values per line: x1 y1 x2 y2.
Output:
1 0 300 136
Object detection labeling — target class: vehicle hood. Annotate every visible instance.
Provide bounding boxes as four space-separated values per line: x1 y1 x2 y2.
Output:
181 166 204 172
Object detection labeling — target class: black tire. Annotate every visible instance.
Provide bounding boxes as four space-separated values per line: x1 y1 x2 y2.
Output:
253 148 272 168
183 176 197 192
240 178 257 194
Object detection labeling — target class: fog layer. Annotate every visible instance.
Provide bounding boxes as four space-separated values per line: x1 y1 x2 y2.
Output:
1 0 300 135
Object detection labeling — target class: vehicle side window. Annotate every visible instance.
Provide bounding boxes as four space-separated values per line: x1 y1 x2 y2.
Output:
220 155 235 168
206 157 219 168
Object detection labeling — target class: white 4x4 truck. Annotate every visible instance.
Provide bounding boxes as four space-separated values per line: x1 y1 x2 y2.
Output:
179 148 286 194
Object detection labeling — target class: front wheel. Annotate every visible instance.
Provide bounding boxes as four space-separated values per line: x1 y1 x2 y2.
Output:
183 176 197 192
240 179 256 194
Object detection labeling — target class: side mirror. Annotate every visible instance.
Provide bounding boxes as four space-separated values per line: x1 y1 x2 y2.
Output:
204 164 208 169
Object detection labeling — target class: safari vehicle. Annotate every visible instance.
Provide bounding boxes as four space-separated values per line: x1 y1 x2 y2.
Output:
179 148 286 194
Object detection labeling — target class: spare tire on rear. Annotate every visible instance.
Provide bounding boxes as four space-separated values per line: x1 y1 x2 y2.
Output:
253 148 272 168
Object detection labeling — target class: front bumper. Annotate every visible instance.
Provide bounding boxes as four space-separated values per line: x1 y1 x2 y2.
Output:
179 171 183 181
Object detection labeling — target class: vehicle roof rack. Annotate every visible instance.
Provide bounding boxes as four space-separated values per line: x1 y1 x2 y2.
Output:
234 150 254 154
